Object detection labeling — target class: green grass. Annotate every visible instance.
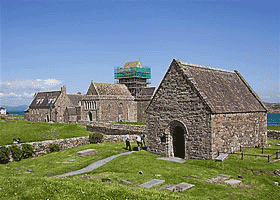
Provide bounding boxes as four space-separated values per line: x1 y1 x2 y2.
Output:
114 121 146 125
0 120 92 146
0 140 280 199
268 126 280 131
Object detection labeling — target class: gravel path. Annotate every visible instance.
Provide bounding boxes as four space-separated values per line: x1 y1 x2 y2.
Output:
56 151 135 177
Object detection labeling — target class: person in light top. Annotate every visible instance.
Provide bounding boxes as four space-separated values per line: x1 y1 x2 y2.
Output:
136 135 142 150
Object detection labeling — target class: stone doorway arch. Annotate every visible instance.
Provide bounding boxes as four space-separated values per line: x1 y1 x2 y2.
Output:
46 115 50 122
168 120 187 159
88 111 93 121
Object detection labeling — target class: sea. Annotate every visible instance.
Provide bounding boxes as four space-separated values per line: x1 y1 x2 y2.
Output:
6 111 280 126
7 111 25 116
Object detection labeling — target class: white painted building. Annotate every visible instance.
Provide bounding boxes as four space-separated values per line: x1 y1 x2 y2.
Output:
0 106 7 115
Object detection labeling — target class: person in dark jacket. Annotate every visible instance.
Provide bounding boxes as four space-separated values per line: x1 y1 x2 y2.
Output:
125 135 132 151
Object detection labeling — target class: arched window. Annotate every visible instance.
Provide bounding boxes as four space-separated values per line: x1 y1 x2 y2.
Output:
119 103 123 115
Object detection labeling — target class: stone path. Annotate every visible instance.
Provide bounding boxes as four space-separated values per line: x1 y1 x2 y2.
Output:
56 151 135 177
157 157 186 163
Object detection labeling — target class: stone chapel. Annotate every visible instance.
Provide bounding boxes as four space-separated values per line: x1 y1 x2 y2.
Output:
146 59 267 160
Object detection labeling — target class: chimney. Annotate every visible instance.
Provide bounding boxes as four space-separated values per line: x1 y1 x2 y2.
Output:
61 86 66 94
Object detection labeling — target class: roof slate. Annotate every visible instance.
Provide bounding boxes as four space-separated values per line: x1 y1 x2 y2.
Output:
93 82 132 96
67 94 84 106
29 91 61 109
177 60 266 113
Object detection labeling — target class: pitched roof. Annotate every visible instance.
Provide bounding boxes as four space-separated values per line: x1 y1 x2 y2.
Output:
123 60 142 69
66 107 77 116
29 91 61 109
147 59 267 114
67 94 84 106
93 82 132 96
176 60 267 113
138 87 157 96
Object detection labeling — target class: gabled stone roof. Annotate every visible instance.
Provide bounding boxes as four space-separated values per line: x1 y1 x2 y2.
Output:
67 94 84 106
29 91 61 109
93 82 132 96
147 59 267 114
177 60 267 113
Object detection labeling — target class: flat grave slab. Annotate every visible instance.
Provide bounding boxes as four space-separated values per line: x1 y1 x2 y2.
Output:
120 180 132 185
75 149 97 157
140 179 165 188
174 182 195 192
159 184 177 191
224 179 242 186
215 154 228 162
157 157 186 163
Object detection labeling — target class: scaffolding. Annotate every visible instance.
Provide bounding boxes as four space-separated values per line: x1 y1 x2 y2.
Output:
114 67 151 79
114 62 151 97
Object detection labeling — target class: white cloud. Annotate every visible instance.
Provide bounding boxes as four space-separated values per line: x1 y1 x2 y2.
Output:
0 78 63 106
44 79 61 86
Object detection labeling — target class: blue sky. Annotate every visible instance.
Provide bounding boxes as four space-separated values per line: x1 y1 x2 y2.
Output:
1 0 279 106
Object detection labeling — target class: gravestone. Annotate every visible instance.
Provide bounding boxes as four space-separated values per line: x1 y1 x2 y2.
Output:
159 184 177 191
215 154 228 162
120 180 132 185
184 175 197 179
75 149 97 157
101 178 111 182
140 179 165 188
173 182 195 192
224 179 242 186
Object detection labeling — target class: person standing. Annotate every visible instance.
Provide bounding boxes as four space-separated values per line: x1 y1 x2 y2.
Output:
140 134 146 147
125 135 132 151
136 135 142 151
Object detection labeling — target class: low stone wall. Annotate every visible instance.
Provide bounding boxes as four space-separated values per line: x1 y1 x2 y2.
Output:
86 121 147 135
267 130 280 140
0 115 25 120
1 134 141 163
2 136 89 162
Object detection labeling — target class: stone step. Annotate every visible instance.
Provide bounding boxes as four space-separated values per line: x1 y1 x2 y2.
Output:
215 153 228 162
140 179 165 188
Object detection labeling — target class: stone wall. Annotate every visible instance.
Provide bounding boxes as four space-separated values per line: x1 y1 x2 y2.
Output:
267 130 280 140
87 121 147 135
80 96 137 123
0 115 25 120
211 112 267 158
1 134 139 163
135 98 151 122
24 108 51 122
146 63 212 159
2 136 89 162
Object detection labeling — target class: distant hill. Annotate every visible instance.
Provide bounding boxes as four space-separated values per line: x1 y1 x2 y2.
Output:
3 105 29 112
263 102 280 114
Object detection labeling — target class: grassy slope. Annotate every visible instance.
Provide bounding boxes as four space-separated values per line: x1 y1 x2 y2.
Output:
0 140 280 199
0 120 92 146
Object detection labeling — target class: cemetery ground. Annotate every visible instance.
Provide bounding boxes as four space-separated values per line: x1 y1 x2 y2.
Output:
0 121 279 199
0 120 92 146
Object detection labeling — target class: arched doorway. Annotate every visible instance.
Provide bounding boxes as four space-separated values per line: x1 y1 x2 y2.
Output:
169 120 187 159
173 126 185 158
46 115 50 122
88 111 93 121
